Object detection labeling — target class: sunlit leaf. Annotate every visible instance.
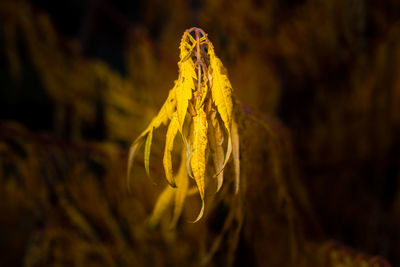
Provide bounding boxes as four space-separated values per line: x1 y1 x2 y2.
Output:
176 37 197 132
163 114 179 187
190 108 208 222
127 88 176 181
208 45 233 135
127 28 240 225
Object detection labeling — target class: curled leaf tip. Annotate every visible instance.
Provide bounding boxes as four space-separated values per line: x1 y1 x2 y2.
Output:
216 178 223 192
189 199 205 223
185 145 194 179
213 136 232 177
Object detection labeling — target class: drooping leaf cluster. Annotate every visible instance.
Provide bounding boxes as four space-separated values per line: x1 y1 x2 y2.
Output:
128 28 240 224
0 0 399 266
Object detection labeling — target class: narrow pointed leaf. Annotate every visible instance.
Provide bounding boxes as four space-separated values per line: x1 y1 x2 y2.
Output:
190 108 208 222
208 113 225 192
144 128 153 177
176 59 196 132
163 115 179 187
208 45 233 135
127 87 177 185
152 87 177 128
214 136 232 178
143 88 177 137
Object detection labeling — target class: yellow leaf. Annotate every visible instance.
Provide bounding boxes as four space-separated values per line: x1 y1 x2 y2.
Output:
149 87 177 130
214 136 232 180
208 45 233 135
128 29 242 227
212 113 224 146
163 114 179 187
144 127 153 177
190 108 208 222
169 150 189 229
127 88 176 183
176 58 196 132
208 45 233 175
208 111 225 192
148 186 175 229
196 77 208 110
231 119 240 194
179 32 196 61
176 33 196 132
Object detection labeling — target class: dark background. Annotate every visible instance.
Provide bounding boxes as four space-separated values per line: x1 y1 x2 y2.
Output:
0 0 399 266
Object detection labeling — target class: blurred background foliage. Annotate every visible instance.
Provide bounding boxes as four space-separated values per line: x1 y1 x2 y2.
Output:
0 0 399 266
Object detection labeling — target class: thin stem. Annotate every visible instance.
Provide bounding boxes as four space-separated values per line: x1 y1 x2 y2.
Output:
195 29 202 101
185 27 209 105
186 27 206 37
